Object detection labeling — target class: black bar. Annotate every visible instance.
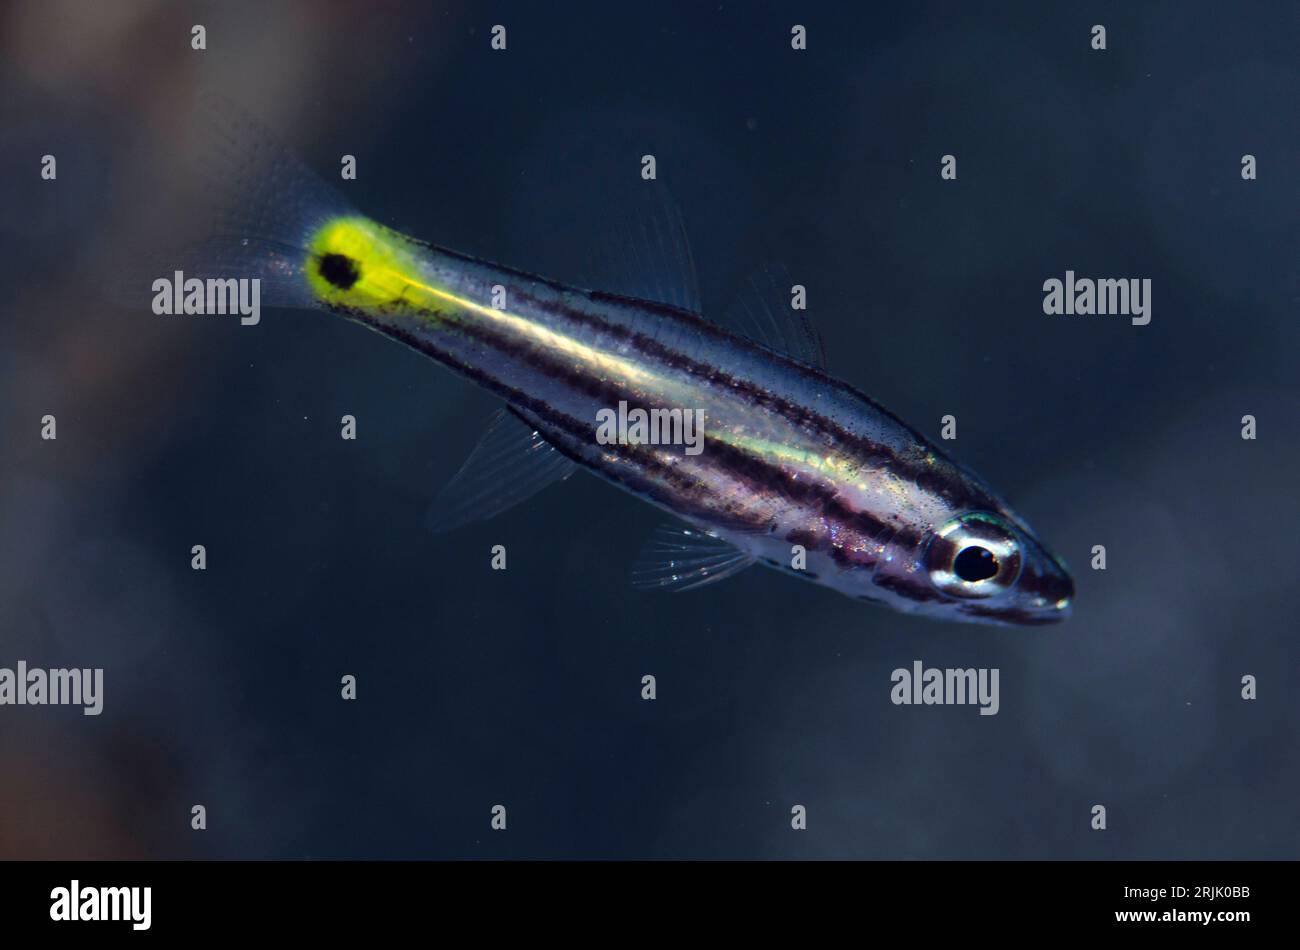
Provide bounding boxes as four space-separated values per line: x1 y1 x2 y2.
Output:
0 860 1282 937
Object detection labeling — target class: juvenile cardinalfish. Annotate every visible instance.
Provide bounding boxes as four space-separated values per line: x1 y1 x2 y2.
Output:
179 105 1073 626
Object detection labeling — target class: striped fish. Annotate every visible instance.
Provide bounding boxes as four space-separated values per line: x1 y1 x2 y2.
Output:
181 107 1073 626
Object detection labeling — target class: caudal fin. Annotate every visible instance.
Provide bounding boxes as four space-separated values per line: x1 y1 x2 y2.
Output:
111 93 355 313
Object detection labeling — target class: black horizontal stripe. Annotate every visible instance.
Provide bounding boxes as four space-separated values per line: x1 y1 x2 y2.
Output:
512 286 987 511
338 286 938 571
379 229 985 510
343 305 782 530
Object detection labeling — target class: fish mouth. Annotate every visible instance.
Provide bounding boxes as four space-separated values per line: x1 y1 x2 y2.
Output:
1028 595 1073 624
956 559 1073 626
1021 559 1075 623
960 598 1071 626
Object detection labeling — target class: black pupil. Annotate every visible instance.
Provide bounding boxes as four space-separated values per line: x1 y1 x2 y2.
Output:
953 546 998 582
319 253 361 290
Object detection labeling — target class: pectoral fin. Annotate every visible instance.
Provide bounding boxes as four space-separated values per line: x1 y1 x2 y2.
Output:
632 523 756 592
427 408 578 533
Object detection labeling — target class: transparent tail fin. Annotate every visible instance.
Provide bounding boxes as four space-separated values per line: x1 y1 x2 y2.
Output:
111 93 355 313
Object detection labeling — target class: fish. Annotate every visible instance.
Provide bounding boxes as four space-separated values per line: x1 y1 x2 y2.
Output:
160 102 1073 626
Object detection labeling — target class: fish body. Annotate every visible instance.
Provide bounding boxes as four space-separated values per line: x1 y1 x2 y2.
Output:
290 216 1072 625
178 109 1072 625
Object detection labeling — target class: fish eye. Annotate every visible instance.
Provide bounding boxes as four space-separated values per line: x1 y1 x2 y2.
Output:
953 545 998 582
926 513 1022 598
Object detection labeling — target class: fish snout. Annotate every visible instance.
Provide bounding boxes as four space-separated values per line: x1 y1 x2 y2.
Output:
1017 545 1074 622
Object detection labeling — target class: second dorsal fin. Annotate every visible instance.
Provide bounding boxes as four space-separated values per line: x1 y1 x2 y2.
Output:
717 264 827 370
577 183 702 314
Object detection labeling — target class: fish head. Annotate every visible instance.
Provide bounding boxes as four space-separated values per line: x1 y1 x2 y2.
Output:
825 483 1073 626
912 510 1074 626
817 433 1074 625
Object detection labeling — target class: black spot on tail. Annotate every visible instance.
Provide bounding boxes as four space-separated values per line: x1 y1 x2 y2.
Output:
319 253 361 290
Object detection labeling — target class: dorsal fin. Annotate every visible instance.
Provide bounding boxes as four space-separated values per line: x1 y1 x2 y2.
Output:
577 188 825 367
717 264 827 370
577 184 702 313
